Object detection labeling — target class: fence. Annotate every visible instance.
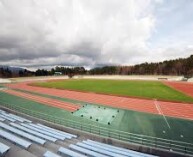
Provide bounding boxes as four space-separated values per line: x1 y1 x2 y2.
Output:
0 102 193 156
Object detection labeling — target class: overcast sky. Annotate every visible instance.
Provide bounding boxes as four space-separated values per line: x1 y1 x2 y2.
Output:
0 0 193 70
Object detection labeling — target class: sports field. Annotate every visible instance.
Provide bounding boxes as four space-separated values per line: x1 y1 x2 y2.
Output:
1 78 193 155
33 79 193 103
0 90 193 144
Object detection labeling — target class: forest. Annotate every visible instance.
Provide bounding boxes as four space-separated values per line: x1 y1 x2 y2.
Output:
0 55 193 78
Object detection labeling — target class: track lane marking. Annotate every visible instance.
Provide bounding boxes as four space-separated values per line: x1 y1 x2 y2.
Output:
154 99 171 129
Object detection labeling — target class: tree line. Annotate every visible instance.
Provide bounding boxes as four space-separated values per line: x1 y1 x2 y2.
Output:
35 66 86 76
90 55 193 77
0 67 34 78
1 55 193 78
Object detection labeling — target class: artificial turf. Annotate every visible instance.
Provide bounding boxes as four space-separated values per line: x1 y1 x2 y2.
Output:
1 91 193 144
32 79 193 103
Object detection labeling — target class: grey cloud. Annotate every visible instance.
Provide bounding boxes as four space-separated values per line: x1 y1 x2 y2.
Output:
0 0 192 69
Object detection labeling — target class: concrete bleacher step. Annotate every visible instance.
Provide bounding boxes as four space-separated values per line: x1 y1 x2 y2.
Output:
20 123 66 141
58 147 87 157
10 123 57 142
0 109 32 123
30 123 73 139
28 144 56 157
6 149 38 157
69 144 108 157
0 137 37 157
76 142 127 157
7 124 63 156
0 142 10 156
0 129 32 149
56 138 81 148
0 109 158 157
0 122 46 145
0 109 5 113
1 112 24 122
83 140 134 157
0 116 5 122
37 123 77 138
43 151 61 157
8 113 32 123
86 140 157 157
0 114 16 122
0 126 62 157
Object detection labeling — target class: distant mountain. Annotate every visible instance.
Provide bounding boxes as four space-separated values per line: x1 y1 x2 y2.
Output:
0 66 34 78
0 66 25 73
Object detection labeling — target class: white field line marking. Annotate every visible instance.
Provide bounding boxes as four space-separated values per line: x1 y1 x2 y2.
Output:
161 105 193 120
154 99 171 129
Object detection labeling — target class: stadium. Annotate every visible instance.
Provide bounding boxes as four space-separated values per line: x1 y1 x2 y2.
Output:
1 0 193 157
0 75 193 157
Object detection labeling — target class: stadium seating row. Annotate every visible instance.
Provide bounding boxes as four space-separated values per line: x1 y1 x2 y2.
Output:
10 122 57 142
0 122 46 145
0 142 10 156
0 109 31 123
0 129 32 149
0 109 157 157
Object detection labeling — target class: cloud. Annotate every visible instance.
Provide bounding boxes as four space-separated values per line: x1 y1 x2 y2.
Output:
0 0 192 69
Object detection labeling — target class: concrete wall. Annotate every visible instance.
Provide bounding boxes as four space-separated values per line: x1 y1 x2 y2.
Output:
0 78 11 83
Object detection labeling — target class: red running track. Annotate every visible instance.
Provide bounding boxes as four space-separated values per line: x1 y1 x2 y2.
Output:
3 89 80 112
6 82 193 120
164 81 193 98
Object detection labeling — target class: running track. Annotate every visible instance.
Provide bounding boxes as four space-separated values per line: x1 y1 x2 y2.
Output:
5 82 193 120
3 89 80 112
164 81 193 98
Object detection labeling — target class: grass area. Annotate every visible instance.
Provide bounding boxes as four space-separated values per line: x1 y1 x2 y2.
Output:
32 79 193 103
0 91 193 144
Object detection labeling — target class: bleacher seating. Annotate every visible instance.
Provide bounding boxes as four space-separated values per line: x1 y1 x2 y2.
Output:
83 140 138 157
30 123 73 139
0 109 5 113
69 144 108 157
0 109 31 123
0 129 32 149
1 112 24 122
86 139 157 157
0 142 10 156
10 123 57 142
76 142 127 157
9 113 32 123
0 109 158 157
0 122 46 145
43 151 61 157
0 114 16 122
0 116 5 121
37 123 77 138
20 123 65 140
58 147 87 157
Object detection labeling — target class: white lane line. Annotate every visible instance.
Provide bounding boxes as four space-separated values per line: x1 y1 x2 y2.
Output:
154 99 171 129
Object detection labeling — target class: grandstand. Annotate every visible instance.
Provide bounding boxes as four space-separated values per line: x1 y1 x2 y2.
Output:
0 108 161 157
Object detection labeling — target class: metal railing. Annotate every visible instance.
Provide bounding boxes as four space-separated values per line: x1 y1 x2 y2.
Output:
0 102 193 156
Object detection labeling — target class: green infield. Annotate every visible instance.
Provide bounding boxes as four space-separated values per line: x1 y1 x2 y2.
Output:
32 79 193 103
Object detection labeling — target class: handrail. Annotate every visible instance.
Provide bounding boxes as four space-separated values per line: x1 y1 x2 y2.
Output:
0 101 193 155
